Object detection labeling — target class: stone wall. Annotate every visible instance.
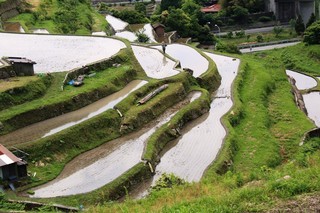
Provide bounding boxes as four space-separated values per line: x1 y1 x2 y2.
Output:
0 0 21 21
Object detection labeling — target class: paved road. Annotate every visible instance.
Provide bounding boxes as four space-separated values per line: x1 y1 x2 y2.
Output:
240 42 300 53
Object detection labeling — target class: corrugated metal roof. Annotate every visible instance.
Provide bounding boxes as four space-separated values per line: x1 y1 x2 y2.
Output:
0 144 21 167
6 57 36 64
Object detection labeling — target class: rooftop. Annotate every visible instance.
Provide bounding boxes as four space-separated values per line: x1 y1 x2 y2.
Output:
5 57 36 64
201 4 221 13
0 144 22 167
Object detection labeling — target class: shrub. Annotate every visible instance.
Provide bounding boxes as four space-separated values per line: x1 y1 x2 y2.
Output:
235 30 245 38
256 34 264 42
258 16 272 22
304 20 320 44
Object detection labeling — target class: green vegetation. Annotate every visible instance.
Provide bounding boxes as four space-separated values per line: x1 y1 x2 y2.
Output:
0 45 145 135
0 75 52 111
8 0 109 34
304 20 320 45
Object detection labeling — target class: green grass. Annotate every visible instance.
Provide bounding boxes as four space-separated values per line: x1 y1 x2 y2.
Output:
0 76 39 92
8 0 108 34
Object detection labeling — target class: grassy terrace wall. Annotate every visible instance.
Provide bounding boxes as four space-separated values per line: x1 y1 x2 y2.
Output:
0 47 140 135
143 88 211 164
207 51 315 176
0 75 52 111
16 55 220 205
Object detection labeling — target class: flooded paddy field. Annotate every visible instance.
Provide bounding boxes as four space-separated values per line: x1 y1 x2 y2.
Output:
303 92 320 127
0 80 147 146
286 70 317 90
286 70 320 127
132 45 179 79
154 44 209 77
134 53 239 198
106 15 128 32
31 92 201 198
0 33 125 73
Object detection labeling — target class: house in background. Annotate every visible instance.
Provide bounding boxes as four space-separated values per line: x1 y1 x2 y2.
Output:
0 144 28 182
265 0 317 24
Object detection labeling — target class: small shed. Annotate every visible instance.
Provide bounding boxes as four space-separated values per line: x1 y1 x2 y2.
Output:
0 144 28 182
152 23 165 38
4 57 36 76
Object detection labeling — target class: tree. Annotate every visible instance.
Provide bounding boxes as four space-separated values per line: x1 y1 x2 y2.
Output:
303 20 320 44
295 14 305 35
135 29 150 43
306 13 316 28
160 0 182 12
135 2 146 15
165 8 192 37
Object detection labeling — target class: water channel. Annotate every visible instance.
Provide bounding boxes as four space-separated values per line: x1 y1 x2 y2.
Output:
0 80 147 146
0 33 125 73
32 92 201 198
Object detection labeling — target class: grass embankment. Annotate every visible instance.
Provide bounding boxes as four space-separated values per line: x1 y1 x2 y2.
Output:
0 75 52 111
0 46 144 135
267 43 320 91
9 0 109 34
91 45 319 212
13 73 212 206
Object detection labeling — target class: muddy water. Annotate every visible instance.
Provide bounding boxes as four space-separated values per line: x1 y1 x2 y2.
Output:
154 44 208 78
106 15 128 32
32 29 49 34
286 70 317 90
303 92 320 127
3 22 25 33
132 45 179 79
0 33 125 73
31 92 201 198
0 80 147 146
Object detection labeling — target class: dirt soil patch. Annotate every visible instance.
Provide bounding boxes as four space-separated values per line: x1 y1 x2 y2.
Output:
268 193 320 212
